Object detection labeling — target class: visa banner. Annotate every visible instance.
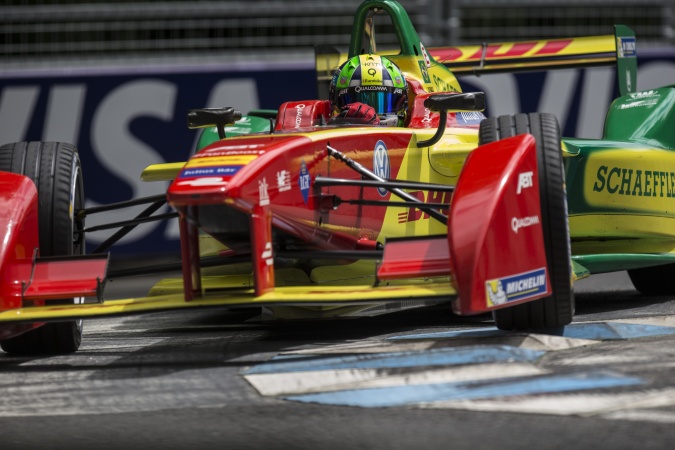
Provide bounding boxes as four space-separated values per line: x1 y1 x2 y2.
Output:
0 62 316 255
1 53 673 255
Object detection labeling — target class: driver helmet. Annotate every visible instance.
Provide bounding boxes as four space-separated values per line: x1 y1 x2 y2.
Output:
329 54 408 126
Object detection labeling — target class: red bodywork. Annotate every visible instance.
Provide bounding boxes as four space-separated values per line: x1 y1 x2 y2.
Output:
0 102 550 330
0 173 40 311
168 129 409 297
448 134 550 314
0 171 108 339
167 96 550 315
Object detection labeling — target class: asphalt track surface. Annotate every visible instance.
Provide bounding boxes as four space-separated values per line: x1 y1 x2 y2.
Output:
2 270 675 450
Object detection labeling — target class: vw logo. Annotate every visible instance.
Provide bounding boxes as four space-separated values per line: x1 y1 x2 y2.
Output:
373 140 390 197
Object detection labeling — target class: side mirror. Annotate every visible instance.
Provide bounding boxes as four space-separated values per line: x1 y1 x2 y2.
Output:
417 92 486 147
424 92 486 113
187 107 242 139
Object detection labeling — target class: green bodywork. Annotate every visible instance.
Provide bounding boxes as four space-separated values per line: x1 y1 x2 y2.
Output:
348 0 422 58
196 110 276 151
604 85 675 149
565 85 675 214
565 85 675 276
614 25 638 97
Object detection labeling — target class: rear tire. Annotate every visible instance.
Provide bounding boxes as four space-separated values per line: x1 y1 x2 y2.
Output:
0 142 85 354
479 113 574 331
628 264 675 295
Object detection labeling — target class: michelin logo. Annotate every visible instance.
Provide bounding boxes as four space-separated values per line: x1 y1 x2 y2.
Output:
486 267 548 306
486 280 508 306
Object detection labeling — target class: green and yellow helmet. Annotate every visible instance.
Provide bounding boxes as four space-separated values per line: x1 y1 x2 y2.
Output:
329 54 408 118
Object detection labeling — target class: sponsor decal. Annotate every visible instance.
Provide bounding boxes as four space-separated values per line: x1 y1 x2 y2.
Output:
259 177 270 206
361 55 383 85
486 267 548 306
464 40 572 60
432 73 456 93
629 90 659 100
592 165 675 198
418 61 431 84
583 154 675 212
486 280 508 306
517 171 534 194
192 147 265 159
179 165 242 178
373 141 390 197
187 155 257 166
355 85 388 93
277 170 291 192
456 111 486 125
294 103 306 128
176 177 227 187
398 190 450 223
626 67 632 92
261 241 273 266
619 99 658 109
420 42 431 68
421 108 432 123
511 215 540 233
299 160 310 204
618 90 660 109
618 36 637 58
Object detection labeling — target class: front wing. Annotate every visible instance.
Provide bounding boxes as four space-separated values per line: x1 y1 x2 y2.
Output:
0 281 456 323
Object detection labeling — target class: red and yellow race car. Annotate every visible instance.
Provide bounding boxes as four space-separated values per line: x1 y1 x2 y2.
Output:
1 0 673 354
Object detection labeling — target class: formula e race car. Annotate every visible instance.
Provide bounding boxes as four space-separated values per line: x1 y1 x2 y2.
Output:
0 0 673 354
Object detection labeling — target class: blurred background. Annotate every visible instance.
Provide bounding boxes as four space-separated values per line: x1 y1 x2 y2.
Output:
1 0 674 257
2 0 673 64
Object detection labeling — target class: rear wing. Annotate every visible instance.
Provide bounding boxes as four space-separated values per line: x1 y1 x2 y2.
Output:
431 25 637 96
316 25 637 98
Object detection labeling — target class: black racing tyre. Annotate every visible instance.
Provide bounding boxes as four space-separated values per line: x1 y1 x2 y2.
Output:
479 113 574 331
0 142 85 354
628 264 675 295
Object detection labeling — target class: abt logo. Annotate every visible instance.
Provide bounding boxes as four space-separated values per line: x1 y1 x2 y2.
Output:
517 171 534 194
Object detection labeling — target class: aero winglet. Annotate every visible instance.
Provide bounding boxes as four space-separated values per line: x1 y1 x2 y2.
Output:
22 254 109 302
141 162 186 182
377 236 451 280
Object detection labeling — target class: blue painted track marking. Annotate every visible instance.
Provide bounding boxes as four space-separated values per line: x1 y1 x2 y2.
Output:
284 370 644 407
243 345 545 375
243 320 675 412
389 322 675 341
561 322 675 340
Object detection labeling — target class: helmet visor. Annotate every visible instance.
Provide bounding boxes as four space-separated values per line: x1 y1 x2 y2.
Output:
336 88 406 115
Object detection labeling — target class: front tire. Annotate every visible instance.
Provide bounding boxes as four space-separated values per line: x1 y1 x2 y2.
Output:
0 142 85 354
479 113 574 331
